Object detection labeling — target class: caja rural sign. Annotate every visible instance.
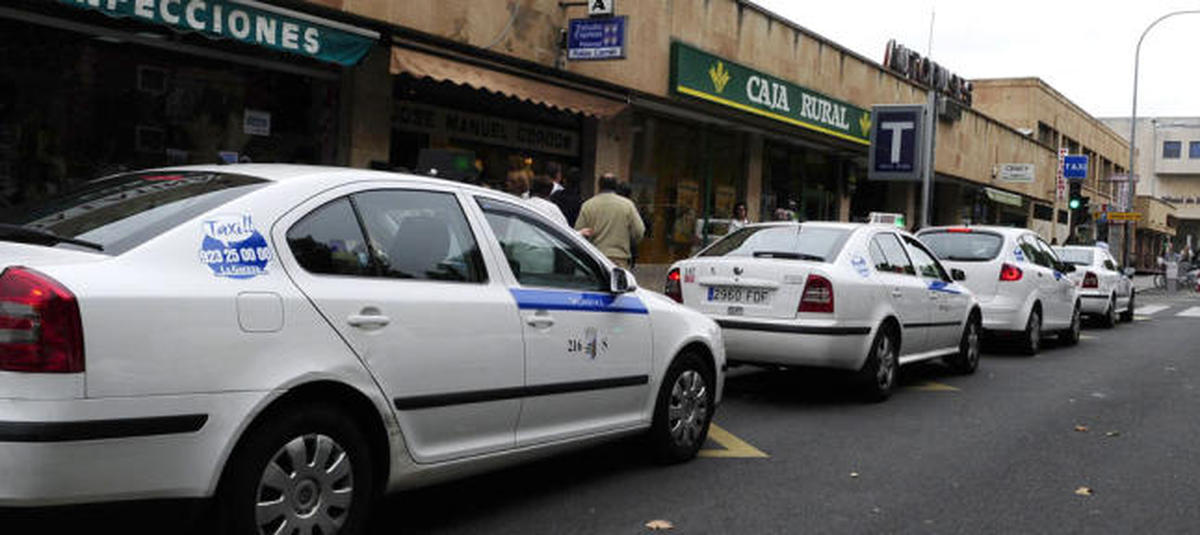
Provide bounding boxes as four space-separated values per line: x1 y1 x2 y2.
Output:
671 42 870 145
59 0 377 66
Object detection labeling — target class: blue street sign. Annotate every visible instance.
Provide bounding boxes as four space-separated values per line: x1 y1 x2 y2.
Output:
567 17 626 60
868 105 925 181
1063 154 1089 180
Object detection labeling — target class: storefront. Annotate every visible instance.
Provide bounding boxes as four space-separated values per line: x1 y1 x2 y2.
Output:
0 0 377 205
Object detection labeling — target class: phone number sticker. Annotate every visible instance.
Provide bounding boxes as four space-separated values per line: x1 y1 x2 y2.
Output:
200 214 271 279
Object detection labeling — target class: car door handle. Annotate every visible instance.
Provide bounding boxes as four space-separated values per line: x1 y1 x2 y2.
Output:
347 314 390 329
891 288 903 298
526 316 555 328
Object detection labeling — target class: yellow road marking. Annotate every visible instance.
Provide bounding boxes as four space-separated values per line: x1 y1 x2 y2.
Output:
1135 316 1151 321
698 423 769 458
1080 335 1097 341
906 380 960 392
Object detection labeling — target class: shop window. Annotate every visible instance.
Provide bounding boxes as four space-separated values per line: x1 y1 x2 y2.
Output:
1033 204 1054 221
1189 142 1200 159
1163 141 1182 159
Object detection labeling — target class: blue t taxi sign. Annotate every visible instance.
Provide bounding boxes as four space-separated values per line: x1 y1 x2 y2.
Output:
1064 155 1089 180
868 104 926 181
567 17 626 60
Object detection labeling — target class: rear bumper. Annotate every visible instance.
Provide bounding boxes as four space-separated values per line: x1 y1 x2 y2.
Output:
0 392 266 506
716 319 874 371
1078 292 1111 315
979 296 1029 332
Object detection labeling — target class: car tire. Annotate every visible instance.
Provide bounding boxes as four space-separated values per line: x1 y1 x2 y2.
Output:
1018 308 1041 356
217 403 375 535
650 351 715 464
1100 295 1117 329
857 325 899 402
945 314 981 374
1059 303 1082 346
1119 290 1136 322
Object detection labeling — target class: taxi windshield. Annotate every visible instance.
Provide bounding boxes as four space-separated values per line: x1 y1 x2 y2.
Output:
1 171 269 255
699 225 850 262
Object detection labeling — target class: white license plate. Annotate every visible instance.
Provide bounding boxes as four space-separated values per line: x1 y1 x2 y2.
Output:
707 286 770 304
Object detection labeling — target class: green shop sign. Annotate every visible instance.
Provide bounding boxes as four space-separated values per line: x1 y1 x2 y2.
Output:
671 42 870 145
59 0 377 66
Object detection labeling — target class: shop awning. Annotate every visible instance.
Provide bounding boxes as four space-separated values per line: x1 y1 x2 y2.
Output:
985 187 1024 207
390 46 627 118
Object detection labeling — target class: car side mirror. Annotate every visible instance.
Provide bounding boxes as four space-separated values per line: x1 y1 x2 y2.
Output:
1123 267 1136 277
610 267 637 293
951 268 967 281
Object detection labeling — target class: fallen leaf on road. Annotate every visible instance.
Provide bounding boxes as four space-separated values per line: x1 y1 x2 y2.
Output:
850 472 860 478
645 520 674 530
1074 425 1089 432
1075 487 1093 496
1105 431 1121 437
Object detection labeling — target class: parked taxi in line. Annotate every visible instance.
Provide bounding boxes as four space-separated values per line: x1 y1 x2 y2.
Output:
1054 244 1136 327
918 226 1081 355
665 222 981 401
0 165 724 534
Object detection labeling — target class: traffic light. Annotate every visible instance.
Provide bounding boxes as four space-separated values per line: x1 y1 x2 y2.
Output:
1068 181 1083 210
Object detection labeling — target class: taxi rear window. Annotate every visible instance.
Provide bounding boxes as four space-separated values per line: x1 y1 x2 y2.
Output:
699 225 850 262
1 171 269 255
919 231 1003 262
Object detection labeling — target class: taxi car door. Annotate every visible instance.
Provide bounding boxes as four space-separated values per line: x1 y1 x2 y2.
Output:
474 197 653 447
868 232 930 355
1019 234 1062 324
1034 237 1075 326
905 236 967 352
276 187 525 463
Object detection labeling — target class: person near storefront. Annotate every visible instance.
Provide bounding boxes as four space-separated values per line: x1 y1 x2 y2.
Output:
526 174 569 227
550 164 583 227
575 173 645 269
729 202 750 232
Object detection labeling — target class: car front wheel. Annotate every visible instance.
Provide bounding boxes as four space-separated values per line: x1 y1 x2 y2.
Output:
945 315 981 374
650 351 715 464
1059 303 1082 345
857 326 899 402
218 403 375 535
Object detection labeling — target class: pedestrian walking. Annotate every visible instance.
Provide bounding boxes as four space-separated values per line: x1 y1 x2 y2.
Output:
575 172 645 269
550 165 583 227
505 168 531 198
526 174 569 227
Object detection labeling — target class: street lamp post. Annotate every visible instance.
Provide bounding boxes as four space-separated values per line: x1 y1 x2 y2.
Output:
1125 10 1200 270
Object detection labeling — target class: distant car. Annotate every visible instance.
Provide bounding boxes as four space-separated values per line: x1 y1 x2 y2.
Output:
1054 245 1135 327
0 165 725 533
917 226 1081 355
666 222 981 401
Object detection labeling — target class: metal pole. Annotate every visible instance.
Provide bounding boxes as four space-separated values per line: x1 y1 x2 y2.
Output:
1125 10 1200 269
921 90 936 229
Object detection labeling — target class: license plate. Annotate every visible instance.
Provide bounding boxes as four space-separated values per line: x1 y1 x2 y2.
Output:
707 286 770 304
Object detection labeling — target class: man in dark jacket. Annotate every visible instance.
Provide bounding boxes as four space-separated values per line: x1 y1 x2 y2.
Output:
547 162 583 227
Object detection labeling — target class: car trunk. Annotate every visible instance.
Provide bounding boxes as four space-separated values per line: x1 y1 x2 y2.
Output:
939 260 1001 302
679 257 811 319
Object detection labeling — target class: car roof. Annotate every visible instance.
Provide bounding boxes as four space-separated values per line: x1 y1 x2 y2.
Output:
742 221 893 232
918 225 1030 237
152 163 503 198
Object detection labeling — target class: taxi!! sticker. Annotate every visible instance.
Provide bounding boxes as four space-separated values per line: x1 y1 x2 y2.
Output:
199 214 271 279
851 255 871 278
1013 248 1026 263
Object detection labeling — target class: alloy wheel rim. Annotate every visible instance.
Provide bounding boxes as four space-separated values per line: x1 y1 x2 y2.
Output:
876 335 896 389
255 434 354 535
668 370 709 448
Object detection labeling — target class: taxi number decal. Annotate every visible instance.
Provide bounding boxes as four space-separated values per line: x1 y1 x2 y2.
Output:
567 327 607 359
200 214 271 279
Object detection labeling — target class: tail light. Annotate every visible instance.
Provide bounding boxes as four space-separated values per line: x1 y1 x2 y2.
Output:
1082 271 1098 288
665 268 683 303
798 274 834 313
999 263 1023 282
0 267 84 373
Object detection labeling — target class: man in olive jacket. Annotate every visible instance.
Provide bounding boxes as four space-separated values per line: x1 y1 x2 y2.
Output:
575 173 645 269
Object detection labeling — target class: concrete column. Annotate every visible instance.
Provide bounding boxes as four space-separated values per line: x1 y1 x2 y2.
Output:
343 46 392 169
591 107 633 196
745 133 763 222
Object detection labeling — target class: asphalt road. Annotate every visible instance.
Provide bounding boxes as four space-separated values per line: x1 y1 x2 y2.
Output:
5 291 1200 534
373 290 1200 535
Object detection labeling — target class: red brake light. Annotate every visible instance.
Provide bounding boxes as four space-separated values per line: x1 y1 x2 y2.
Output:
665 268 683 303
1082 271 1098 288
0 267 84 373
798 274 834 314
946 228 972 233
999 263 1023 282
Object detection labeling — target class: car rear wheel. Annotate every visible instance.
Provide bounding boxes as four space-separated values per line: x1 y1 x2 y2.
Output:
1018 308 1041 356
1119 290 1136 322
650 351 714 464
217 403 375 535
1059 303 1081 346
945 315 981 374
857 326 898 402
1100 296 1117 328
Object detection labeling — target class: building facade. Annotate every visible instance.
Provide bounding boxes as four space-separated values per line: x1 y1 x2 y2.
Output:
7 0 1095 281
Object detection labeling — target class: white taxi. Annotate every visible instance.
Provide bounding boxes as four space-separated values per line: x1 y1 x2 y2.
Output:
917 226 1081 354
1054 245 1135 327
0 165 724 533
666 222 981 401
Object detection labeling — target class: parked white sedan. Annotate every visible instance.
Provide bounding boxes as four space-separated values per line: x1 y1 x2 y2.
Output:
666 222 981 401
0 165 724 533
917 226 1081 354
1054 245 1135 327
